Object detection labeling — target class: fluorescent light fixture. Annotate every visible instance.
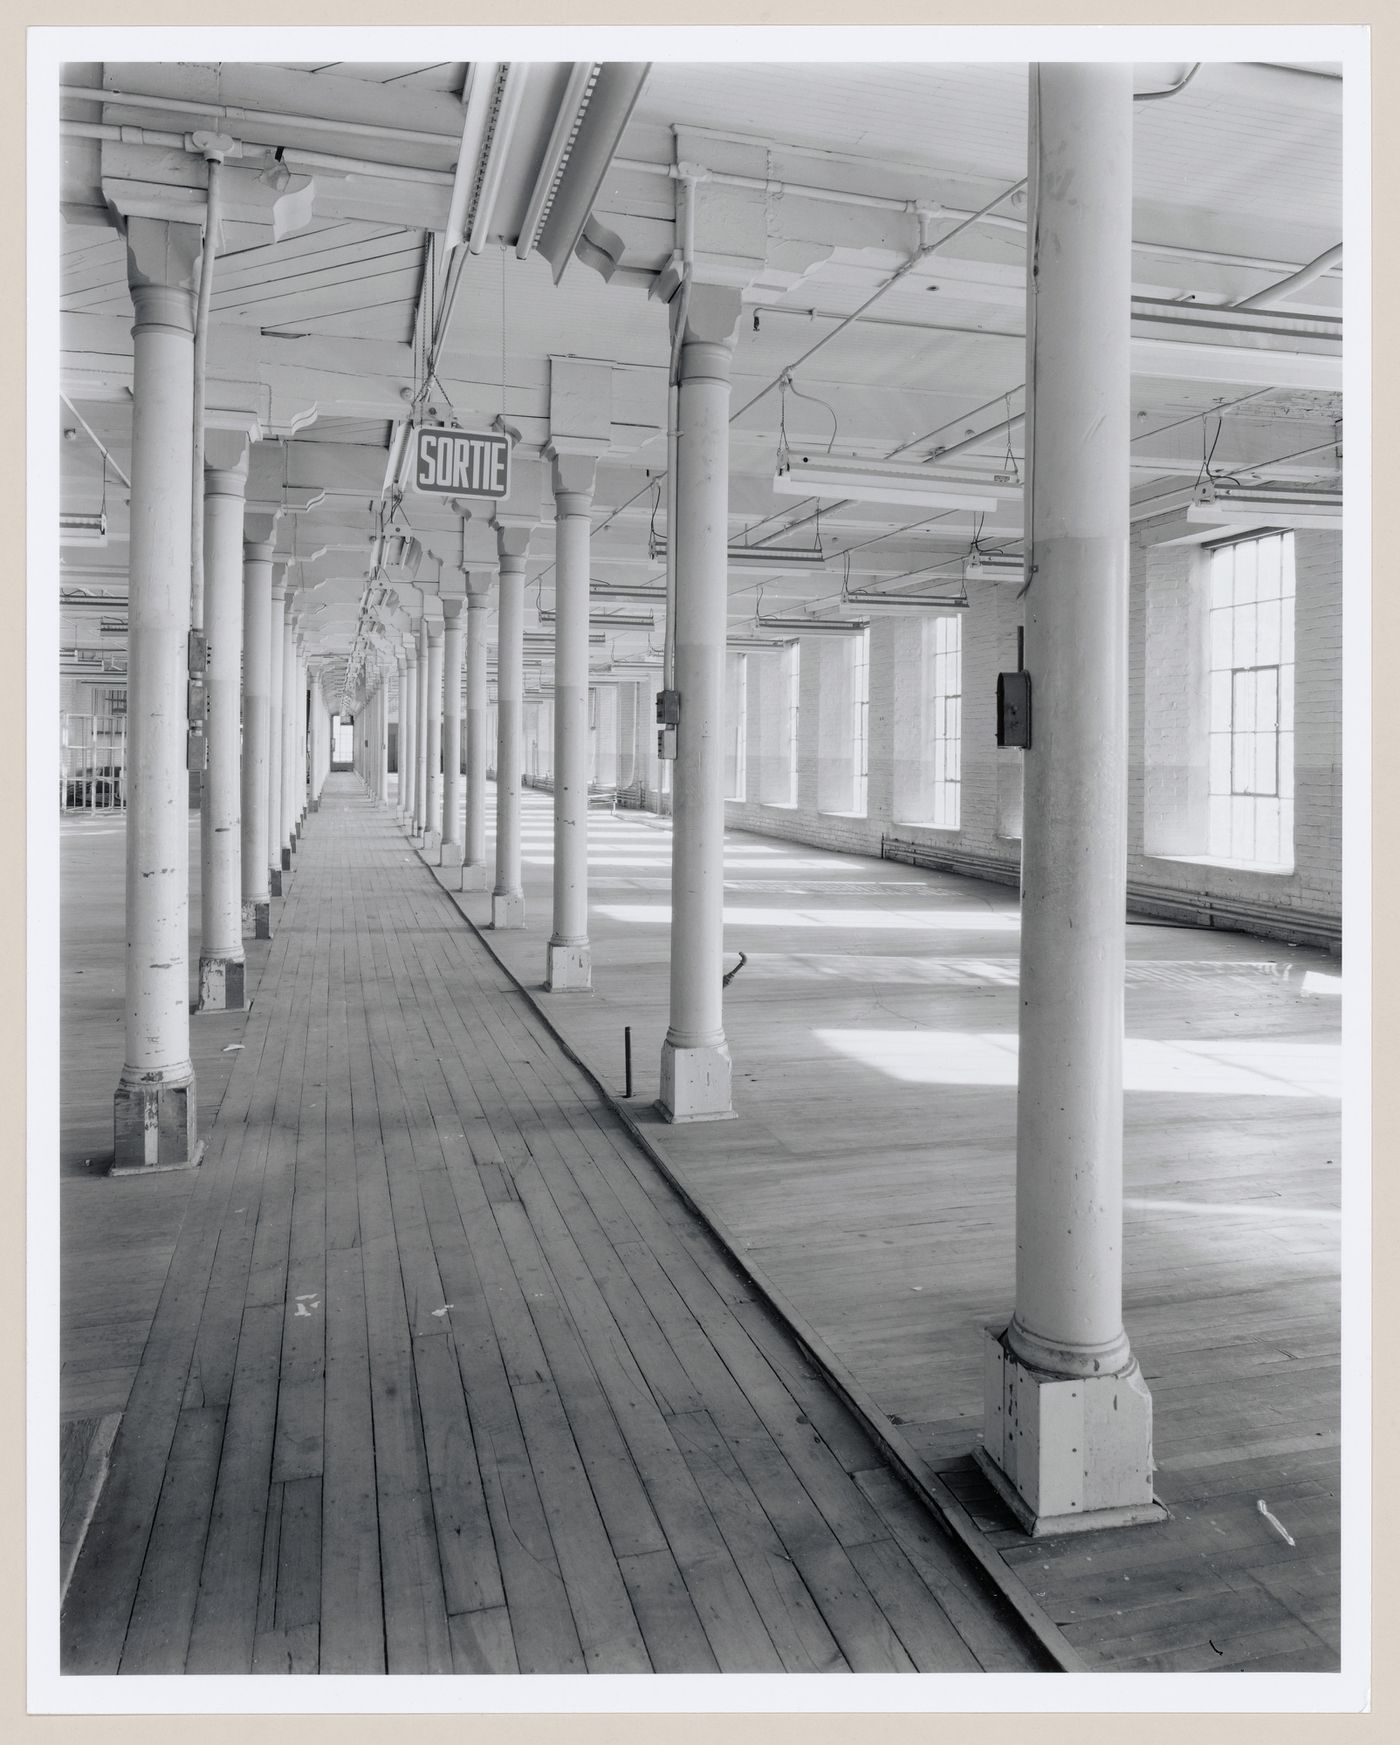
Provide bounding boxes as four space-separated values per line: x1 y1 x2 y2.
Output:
650 539 825 574
964 552 1025 582
755 615 869 635
840 590 969 612
589 581 667 602
1187 484 1341 531
60 512 108 545
727 634 798 651
523 630 608 646
539 606 656 629
774 452 1008 511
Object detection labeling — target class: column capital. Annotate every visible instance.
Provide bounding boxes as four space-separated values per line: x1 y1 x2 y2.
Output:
546 442 605 504
441 596 466 624
125 214 202 303
674 281 744 375
497 524 534 569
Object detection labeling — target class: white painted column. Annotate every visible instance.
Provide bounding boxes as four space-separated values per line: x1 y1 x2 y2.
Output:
423 618 445 852
240 537 274 938
378 666 391 803
440 599 466 868
113 218 202 1171
413 618 430 838
279 598 298 870
977 63 1157 1537
297 642 309 827
461 585 491 889
401 642 419 831
195 454 248 1012
492 540 527 928
659 285 742 1121
545 457 595 990
266 569 286 894
309 668 325 808
393 651 408 819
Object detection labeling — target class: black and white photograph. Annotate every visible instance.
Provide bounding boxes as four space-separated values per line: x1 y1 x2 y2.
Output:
28 18 1370 1717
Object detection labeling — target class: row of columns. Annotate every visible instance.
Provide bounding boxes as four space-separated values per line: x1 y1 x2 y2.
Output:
109 63 1151 1533
114 216 324 1175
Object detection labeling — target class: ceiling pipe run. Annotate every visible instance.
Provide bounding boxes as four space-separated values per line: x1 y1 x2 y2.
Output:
60 82 463 148
1232 242 1343 311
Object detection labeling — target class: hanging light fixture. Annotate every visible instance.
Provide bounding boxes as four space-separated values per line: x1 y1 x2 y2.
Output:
774 451 1009 511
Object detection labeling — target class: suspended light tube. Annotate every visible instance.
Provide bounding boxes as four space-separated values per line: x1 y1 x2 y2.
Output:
775 452 1008 511
651 537 825 573
60 511 109 545
755 614 869 635
588 580 667 602
840 590 970 611
1187 483 1341 529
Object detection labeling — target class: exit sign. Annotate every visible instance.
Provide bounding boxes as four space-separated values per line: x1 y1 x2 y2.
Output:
412 426 512 499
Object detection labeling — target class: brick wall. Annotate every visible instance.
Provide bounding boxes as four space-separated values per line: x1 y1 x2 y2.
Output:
724 531 1343 945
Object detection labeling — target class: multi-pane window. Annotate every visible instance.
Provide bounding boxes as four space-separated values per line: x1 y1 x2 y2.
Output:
851 628 870 816
929 615 962 828
786 643 800 805
1207 531 1295 866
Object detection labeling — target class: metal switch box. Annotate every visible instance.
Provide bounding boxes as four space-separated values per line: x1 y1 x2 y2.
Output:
996 670 1032 748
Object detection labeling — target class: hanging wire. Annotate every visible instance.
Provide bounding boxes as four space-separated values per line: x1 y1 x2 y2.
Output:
782 372 841 454
1002 394 1020 483
1194 413 1224 491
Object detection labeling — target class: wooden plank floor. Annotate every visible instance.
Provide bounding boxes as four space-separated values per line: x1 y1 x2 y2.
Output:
60 815 267 1423
59 777 1042 1676
443 783 1344 1674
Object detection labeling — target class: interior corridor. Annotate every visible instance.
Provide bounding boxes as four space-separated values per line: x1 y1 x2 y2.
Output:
59 776 1046 1676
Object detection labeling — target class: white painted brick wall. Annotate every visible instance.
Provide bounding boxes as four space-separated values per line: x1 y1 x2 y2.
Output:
724 530 1342 938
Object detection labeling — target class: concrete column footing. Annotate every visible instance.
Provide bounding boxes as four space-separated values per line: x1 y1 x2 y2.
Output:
281 846 292 871
658 1038 735 1122
976 1327 1163 1535
544 940 592 991
492 891 526 930
460 861 489 892
195 954 247 1013
269 866 283 897
241 899 271 940
440 842 464 869
423 830 442 856
112 1068 200 1173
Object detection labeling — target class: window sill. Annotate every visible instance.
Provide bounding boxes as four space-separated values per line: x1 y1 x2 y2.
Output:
1149 851 1296 877
818 810 870 821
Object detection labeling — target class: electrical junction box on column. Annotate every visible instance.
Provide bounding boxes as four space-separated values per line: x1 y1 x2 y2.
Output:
996 670 1032 748
188 629 207 674
186 729 207 772
656 688 680 760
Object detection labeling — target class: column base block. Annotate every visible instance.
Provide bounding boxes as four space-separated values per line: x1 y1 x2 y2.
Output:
423 829 442 856
195 954 247 1013
492 891 525 930
976 1326 1164 1536
269 866 283 897
658 1038 735 1122
242 899 272 940
113 1068 200 1173
281 846 292 871
460 860 489 892
545 940 592 991
440 841 464 869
